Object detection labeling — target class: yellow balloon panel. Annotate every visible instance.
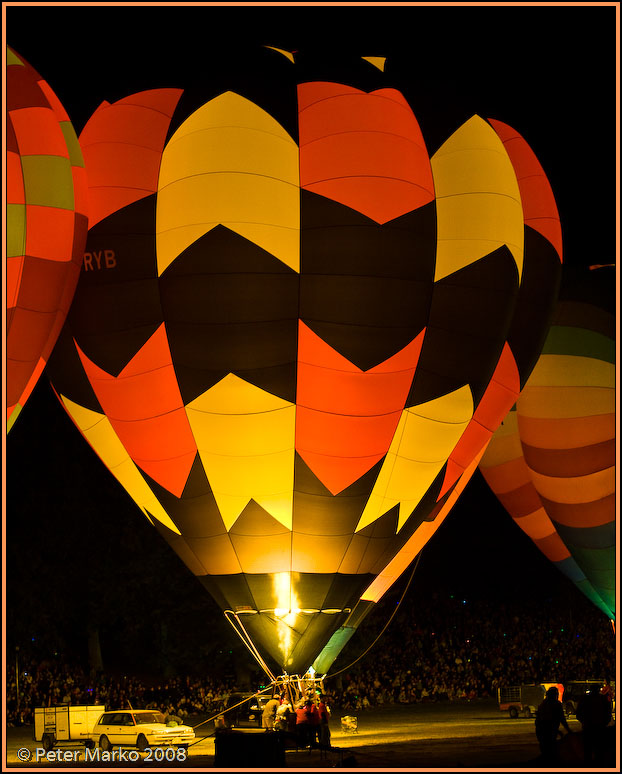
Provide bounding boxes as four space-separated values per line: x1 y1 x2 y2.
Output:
157 92 299 274
161 125 297 184
188 403 294 457
416 382 474 424
193 452 294 531
264 46 296 63
361 56 387 72
356 385 473 532
431 115 523 282
157 175 300 274
186 375 295 530
59 394 180 533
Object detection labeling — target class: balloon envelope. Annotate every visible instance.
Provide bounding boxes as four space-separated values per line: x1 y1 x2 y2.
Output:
480 267 615 620
47 49 562 673
6 47 88 431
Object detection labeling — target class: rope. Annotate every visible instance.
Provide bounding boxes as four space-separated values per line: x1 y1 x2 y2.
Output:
224 610 277 683
190 684 275 732
326 550 424 680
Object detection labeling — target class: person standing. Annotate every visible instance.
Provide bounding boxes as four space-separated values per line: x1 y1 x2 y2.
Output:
535 686 573 763
276 693 295 733
261 693 280 731
576 686 612 764
307 697 321 746
318 694 331 749
295 699 318 748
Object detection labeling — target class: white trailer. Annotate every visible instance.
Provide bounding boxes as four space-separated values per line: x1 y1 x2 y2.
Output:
34 705 103 751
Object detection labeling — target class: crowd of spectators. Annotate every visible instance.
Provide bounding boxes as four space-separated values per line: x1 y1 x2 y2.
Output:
6 593 615 727
330 594 615 711
5 662 239 727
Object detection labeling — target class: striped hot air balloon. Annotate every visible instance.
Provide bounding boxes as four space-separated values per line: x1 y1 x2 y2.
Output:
479 267 615 622
46 48 562 675
6 47 88 432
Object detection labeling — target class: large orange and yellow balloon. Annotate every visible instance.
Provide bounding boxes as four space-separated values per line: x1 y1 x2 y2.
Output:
47 50 562 674
6 47 88 431
480 267 615 622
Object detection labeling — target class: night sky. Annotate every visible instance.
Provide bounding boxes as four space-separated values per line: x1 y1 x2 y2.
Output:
4 3 618 676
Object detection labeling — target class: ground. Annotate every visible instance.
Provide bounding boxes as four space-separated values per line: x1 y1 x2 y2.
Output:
4 698 618 770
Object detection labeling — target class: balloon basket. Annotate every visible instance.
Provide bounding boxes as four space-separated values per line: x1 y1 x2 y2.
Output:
271 671 326 707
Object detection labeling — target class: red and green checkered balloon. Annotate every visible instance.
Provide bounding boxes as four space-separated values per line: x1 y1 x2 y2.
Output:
6 46 88 432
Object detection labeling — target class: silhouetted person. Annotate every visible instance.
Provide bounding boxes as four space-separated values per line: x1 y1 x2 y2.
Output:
576 686 612 764
295 699 318 748
535 686 572 763
318 694 331 749
308 697 321 746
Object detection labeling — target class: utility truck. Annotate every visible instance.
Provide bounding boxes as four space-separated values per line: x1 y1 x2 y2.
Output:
34 705 101 751
498 683 564 718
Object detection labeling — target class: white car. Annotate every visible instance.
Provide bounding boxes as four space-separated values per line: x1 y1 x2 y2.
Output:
90 709 195 752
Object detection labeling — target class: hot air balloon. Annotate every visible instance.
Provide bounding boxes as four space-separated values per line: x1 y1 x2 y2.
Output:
46 48 562 682
6 47 88 432
479 266 615 622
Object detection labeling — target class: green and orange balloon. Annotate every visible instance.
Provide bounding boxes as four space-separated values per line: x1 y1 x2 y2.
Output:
480 267 615 622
